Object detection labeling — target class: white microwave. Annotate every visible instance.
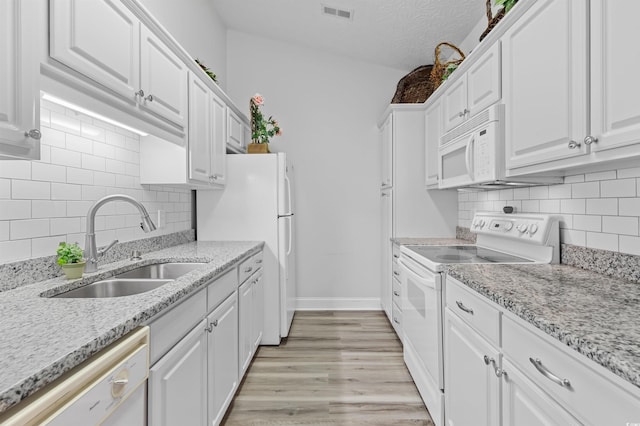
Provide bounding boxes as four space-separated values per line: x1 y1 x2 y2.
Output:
437 104 561 189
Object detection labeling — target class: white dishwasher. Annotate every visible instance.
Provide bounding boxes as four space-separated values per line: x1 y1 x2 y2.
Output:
0 327 149 426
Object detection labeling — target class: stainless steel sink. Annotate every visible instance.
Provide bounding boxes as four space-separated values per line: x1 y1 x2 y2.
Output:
115 262 207 280
53 279 173 298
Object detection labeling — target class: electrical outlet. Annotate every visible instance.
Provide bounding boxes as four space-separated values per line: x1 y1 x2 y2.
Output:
157 210 166 229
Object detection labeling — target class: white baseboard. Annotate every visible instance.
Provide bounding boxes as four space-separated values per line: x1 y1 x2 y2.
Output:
296 297 382 311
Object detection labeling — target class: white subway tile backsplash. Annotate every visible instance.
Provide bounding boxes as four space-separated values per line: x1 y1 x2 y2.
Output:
66 201 94 217
40 108 51 127
564 174 584 184
105 159 126 175
80 123 106 142
0 222 9 241
0 240 31 262
32 201 66 218
39 146 51 163
539 199 560 213
114 147 134 163
50 111 81 135
66 167 93 185
499 189 514 200
81 154 106 172
571 182 599 198
0 161 31 179
0 179 10 199
529 186 549 199
93 142 116 159
12 180 51 200
32 236 65 258
50 217 82 235
40 127 66 148
573 215 601 232
617 167 640 179
51 147 82 168
10 219 49 240
586 232 618 251
560 199 585 214
601 178 636 198
619 198 640 216
585 170 616 182
31 163 66 183
105 215 127 230
548 184 571 199
0 200 31 220
66 134 94 154
51 183 82 201
81 185 107 201
93 171 116 187
602 216 638 236
66 109 93 124
521 200 540 212
586 198 618 215
560 229 586 246
619 236 640 256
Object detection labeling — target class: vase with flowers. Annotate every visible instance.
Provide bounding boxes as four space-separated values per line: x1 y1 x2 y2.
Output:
249 93 281 153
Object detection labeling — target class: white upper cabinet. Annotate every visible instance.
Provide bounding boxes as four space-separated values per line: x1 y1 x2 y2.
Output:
50 0 140 103
424 99 442 188
139 26 188 129
211 92 227 185
380 114 393 188
188 74 213 184
442 42 501 133
0 0 41 160
227 108 244 152
503 0 588 170
589 0 640 154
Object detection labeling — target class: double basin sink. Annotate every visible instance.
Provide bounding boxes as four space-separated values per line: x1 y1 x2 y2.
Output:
53 263 206 299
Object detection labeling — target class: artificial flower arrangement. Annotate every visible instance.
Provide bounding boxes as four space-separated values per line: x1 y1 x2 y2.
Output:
250 94 281 144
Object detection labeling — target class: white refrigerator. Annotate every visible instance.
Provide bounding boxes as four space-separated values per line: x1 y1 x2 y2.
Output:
196 153 296 345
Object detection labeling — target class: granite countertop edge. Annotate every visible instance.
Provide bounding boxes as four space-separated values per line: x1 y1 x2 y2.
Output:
0 241 264 413
445 264 640 390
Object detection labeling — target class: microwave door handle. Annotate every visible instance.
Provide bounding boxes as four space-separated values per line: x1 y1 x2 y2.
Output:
465 135 474 180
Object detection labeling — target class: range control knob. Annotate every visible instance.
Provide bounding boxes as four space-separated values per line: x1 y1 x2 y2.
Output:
478 219 486 228
529 224 539 235
504 222 514 231
516 224 528 234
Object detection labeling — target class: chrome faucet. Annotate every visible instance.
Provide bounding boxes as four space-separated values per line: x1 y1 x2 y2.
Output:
84 194 157 273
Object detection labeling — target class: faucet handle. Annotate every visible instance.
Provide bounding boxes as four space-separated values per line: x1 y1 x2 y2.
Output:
130 250 142 260
98 239 119 256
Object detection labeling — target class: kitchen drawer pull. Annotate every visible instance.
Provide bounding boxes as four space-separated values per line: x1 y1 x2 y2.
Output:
483 355 504 378
393 317 400 325
568 140 581 149
145 94 154 102
256 259 263 264
393 271 400 276
244 266 253 273
393 254 399 259
456 301 474 315
24 129 41 140
529 357 571 388
393 291 400 297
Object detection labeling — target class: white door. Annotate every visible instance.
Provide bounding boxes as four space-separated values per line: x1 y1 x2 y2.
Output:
444 310 500 426
501 359 582 426
442 75 467 133
590 0 640 153
188 73 212 183
207 292 239 426
466 42 501 117
0 0 40 160
49 0 140 102
238 279 253 377
279 157 296 338
503 0 588 170
211 92 227 185
148 319 208 426
139 25 188 129
424 100 441 188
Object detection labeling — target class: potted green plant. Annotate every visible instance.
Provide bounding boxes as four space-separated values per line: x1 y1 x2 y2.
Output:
57 242 86 279
248 94 281 153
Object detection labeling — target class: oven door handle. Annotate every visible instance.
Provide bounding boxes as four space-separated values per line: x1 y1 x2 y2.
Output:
398 258 438 290
465 135 475 181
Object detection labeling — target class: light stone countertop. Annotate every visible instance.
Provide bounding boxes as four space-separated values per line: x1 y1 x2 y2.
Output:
0 241 263 413
446 263 640 390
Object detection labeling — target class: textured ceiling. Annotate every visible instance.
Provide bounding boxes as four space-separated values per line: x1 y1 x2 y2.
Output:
212 0 485 71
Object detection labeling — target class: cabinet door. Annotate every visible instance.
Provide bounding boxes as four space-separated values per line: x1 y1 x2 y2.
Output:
502 359 581 426
50 0 140 102
467 42 501 117
424 100 441 188
0 0 40 160
442 76 467 133
380 190 393 320
238 279 253 377
503 0 588 170
188 73 212 183
211 92 227 185
444 309 500 426
149 318 208 426
590 0 640 153
140 26 188 129
227 108 244 151
380 114 393 188
253 271 264 350
208 292 239 426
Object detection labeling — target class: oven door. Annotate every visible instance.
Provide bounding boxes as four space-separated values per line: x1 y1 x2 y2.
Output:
399 253 444 424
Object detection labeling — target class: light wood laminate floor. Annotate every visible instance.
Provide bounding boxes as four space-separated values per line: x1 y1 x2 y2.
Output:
222 311 434 425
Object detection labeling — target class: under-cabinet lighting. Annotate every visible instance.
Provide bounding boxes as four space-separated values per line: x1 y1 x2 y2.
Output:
41 93 149 136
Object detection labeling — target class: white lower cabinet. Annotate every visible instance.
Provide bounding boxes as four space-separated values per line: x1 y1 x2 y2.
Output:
444 309 500 426
149 318 208 426
239 262 264 377
207 292 239 426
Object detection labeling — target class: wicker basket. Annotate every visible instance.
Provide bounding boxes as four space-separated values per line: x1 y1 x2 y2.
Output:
429 42 465 92
479 0 513 42
391 64 435 104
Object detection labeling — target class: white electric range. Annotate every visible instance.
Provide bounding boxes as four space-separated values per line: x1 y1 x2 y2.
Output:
398 212 560 426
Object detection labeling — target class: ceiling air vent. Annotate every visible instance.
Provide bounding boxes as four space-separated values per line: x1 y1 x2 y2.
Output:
321 4 354 21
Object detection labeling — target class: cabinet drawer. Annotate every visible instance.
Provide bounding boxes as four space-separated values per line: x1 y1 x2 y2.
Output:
208 268 238 312
392 277 401 308
391 262 401 282
148 288 207 365
238 251 263 284
503 314 640 426
445 276 501 346
391 302 402 341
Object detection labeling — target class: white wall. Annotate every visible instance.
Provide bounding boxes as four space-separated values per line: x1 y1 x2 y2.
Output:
0 100 192 264
139 0 228 89
226 30 407 307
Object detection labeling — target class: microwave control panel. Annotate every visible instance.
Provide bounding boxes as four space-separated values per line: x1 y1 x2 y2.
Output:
473 127 496 181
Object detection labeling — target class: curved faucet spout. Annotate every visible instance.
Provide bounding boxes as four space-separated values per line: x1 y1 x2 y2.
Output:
84 194 156 273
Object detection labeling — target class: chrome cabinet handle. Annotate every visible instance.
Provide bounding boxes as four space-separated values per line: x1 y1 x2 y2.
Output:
24 129 41 140
135 89 144 97
145 94 154 102
568 140 581 149
393 291 400 297
393 254 399 259
458 111 465 118
583 135 598 145
529 357 571 388
212 319 218 327
393 317 400 324
256 259 263 264
393 271 400 276
244 266 253 273
205 324 213 333
458 108 470 118
483 355 504 377
456 301 474 315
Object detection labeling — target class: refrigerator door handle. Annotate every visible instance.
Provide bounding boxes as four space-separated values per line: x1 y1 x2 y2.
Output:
284 173 293 215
